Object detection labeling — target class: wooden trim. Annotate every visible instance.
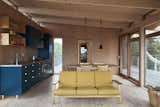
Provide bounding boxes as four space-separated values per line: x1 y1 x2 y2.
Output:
118 36 121 74
54 95 121 98
127 35 130 77
119 73 140 86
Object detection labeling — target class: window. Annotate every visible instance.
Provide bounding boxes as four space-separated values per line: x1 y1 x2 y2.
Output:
0 33 9 45
145 22 160 87
145 23 160 35
130 33 140 81
120 36 128 75
130 33 140 39
130 40 140 81
80 44 88 63
54 38 63 74
145 36 160 87
78 40 90 64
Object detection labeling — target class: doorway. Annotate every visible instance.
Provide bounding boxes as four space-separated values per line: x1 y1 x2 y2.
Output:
54 38 63 74
78 40 90 64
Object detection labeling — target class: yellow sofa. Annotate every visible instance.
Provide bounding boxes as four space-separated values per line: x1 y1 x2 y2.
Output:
54 71 122 102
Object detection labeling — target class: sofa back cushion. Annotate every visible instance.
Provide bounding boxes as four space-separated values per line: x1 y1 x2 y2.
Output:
95 71 112 87
77 72 95 88
59 71 77 88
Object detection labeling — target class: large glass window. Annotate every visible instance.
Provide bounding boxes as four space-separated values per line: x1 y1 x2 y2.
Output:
120 36 128 75
130 40 140 81
145 23 160 35
145 36 160 87
54 38 63 74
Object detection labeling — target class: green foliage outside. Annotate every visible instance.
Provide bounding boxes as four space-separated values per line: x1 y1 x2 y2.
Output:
54 42 62 66
147 38 160 70
54 42 62 56
130 41 139 66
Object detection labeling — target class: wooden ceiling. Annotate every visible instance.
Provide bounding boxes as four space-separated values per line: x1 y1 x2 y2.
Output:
4 0 160 31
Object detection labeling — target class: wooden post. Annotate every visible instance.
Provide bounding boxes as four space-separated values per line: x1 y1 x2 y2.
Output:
140 27 145 87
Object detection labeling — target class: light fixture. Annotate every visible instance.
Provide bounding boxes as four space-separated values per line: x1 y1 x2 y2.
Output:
99 19 103 50
99 44 103 49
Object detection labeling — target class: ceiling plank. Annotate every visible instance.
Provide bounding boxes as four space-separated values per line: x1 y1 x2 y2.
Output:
13 0 150 15
18 7 142 22
35 0 160 9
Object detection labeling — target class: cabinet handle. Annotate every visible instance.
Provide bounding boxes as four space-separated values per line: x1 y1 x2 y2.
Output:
25 80 27 82
25 73 27 75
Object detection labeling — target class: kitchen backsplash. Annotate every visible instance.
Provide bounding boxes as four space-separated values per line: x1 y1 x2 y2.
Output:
0 45 37 64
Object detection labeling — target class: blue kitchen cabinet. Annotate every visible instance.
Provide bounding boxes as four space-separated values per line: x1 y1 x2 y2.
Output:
25 25 43 48
0 66 22 95
22 64 32 92
0 60 52 96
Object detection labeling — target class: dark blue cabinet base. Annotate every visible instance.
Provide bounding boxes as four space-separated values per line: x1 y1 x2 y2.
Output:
0 60 52 96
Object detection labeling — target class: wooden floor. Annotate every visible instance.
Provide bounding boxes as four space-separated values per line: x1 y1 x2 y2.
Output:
0 75 151 107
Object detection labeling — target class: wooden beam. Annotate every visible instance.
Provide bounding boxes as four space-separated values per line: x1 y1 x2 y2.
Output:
121 12 160 35
18 7 142 22
33 16 129 29
35 0 160 9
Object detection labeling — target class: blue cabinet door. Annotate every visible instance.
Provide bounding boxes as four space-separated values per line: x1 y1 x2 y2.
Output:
22 65 32 92
0 67 22 95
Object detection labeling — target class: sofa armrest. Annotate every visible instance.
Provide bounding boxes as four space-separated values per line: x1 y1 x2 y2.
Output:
112 80 122 89
112 80 122 85
55 81 61 89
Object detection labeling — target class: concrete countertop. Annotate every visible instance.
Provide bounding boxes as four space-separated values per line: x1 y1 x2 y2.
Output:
0 65 22 67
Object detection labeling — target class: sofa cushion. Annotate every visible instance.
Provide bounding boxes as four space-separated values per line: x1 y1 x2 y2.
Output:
77 87 98 95
59 71 77 88
54 87 76 96
98 86 120 95
95 71 112 87
77 72 95 87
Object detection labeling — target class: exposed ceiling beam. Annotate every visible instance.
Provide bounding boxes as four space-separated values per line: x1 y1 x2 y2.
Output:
18 7 142 22
35 0 160 9
33 16 129 29
42 22 123 32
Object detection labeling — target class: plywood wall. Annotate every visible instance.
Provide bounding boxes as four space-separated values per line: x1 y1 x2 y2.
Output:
50 24 120 74
0 46 37 64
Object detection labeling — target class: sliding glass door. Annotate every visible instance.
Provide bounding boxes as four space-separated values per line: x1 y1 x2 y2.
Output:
120 36 128 76
130 40 140 81
145 36 160 87
120 33 140 84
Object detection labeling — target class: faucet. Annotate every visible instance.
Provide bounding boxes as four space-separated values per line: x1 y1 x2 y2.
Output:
16 53 19 65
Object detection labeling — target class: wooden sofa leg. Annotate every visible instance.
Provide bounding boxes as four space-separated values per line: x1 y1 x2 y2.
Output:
119 96 122 103
53 96 56 105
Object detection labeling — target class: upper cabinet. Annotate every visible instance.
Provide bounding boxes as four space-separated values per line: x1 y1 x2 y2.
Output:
0 16 25 33
25 25 43 48
0 16 26 46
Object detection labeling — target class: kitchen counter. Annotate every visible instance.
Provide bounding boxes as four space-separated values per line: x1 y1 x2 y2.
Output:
0 60 52 96
0 60 48 67
0 65 22 67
